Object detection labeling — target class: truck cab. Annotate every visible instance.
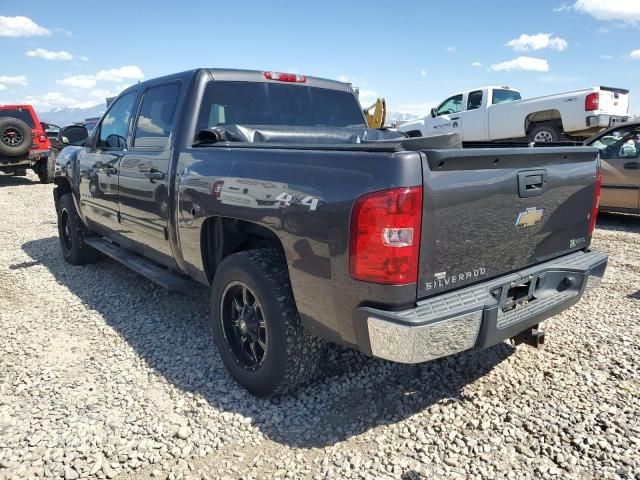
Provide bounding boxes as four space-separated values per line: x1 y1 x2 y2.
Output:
400 87 522 141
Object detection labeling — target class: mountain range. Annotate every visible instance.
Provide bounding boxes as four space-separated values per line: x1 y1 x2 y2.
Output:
38 105 107 126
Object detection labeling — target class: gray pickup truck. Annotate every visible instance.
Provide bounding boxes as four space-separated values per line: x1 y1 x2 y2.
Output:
53 68 607 397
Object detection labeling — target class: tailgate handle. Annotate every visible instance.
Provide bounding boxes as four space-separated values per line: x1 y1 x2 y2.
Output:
518 170 547 198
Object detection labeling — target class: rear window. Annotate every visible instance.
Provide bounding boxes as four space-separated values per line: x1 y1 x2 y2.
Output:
492 89 522 104
197 81 366 131
0 108 35 128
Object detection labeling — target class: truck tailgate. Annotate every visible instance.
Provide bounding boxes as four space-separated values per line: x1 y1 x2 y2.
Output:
598 87 630 116
418 146 599 299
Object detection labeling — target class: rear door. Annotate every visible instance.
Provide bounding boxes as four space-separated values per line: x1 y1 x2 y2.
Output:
425 94 463 138
117 81 181 264
589 124 640 211
417 146 599 298
460 90 487 141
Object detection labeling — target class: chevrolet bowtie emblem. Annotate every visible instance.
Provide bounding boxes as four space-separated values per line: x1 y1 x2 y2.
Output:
516 207 544 227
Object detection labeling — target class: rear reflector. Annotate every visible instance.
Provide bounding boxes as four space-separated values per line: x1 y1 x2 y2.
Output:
263 71 307 83
585 92 599 111
588 166 601 236
350 187 422 284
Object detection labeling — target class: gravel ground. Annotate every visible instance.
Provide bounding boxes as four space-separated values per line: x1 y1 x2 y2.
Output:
0 171 639 480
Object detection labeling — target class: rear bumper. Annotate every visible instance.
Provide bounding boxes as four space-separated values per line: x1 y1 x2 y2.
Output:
359 250 607 363
0 148 50 167
586 114 632 129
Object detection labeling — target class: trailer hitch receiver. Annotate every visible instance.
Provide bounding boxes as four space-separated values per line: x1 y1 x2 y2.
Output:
511 325 545 348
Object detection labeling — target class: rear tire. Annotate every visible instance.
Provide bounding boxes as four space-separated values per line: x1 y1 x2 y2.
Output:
210 249 321 397
528 124 564 143
37 153 55 184
57 193 101 265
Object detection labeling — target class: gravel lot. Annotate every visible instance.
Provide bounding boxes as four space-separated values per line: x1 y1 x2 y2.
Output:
0 171 639 480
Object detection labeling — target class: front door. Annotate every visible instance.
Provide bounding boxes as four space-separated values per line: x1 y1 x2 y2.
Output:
78 90 138 231
591 124 640 211
425 94 463 138
117 82 181 264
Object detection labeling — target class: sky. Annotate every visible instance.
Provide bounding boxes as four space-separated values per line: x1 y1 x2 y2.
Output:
1 0 639 116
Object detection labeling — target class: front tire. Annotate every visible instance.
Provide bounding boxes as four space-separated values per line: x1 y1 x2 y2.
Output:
528 124 564 143
210 249 321 397
37 153 55 184
57 193 101 265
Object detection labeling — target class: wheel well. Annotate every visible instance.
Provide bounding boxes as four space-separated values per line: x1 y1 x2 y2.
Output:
525 109 563 133
404 130 423 138
200 217 284 284
53 176 72 206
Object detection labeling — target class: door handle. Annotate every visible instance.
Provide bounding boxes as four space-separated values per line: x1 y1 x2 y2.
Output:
623 162 640 170
144 168 165 181
104 167 117 175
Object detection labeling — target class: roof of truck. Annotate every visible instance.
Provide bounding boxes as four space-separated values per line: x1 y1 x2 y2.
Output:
117 68 354 94
458 86 522 95
205 68 353 91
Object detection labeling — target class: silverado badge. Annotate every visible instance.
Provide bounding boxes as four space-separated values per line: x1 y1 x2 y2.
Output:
515 207 544 228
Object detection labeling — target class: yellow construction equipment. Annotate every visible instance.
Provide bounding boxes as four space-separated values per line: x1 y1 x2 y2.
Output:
363 98 386 129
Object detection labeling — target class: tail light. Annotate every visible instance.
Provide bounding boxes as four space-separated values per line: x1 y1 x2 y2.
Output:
588 166 601 236
585 92 599 111
263 71 307 83
350 187 422 284
212 180 224 198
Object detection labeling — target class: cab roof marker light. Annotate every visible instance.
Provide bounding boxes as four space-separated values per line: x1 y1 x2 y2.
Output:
263 72 307 83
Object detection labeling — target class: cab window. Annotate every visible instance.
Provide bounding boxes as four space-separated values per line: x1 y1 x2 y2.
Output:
492 89 522 104
436 94 463 116
97 91 137 150
133 83 181 149
467 91 483 110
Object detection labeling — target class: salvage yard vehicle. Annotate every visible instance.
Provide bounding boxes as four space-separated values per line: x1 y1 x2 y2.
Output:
0 104 55 183
398 85 631 143
53 68 607 397
586 121 640 213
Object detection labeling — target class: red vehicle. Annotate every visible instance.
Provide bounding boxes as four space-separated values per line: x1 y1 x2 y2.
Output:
0 104 55 183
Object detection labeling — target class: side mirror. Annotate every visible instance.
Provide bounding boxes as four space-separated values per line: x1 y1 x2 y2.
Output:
59 125 89 146
430 108 437 118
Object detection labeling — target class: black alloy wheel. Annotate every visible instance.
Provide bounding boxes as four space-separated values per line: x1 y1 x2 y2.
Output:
220 281 268 371
1 126 24 147
60 209 74 253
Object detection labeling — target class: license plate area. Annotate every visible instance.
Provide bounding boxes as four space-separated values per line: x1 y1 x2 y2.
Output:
493 276 541 313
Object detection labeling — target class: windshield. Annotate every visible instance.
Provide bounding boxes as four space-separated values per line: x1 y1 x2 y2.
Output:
492 89 522 104
0 108 35 128
197 81 366 130
591 126 640 159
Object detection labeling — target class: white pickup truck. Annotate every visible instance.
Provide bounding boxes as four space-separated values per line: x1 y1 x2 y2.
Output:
398 85 631 142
